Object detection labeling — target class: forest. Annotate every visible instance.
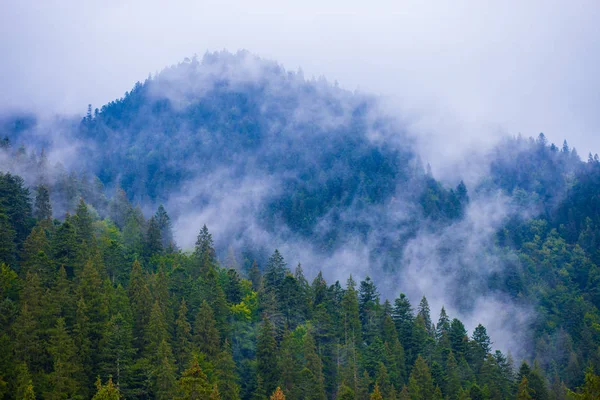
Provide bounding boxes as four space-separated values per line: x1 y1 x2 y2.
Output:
1 52 600 399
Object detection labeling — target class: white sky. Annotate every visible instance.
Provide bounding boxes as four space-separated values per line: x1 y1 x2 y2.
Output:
2 0 600 167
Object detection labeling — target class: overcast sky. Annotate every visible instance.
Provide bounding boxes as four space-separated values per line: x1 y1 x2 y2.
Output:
2 0 600 165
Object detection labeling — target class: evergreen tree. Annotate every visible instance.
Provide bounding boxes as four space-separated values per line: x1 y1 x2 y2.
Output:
299 330 326 400
99 312 135 390
34 184 52 221
92 376 121 400
417 296 433 337
370 384 383 400
270 387 286 400
194 301 221 357
175 299 193 371
0 211 16 266
145 216 163 257
257 317 279 396
216 341 241 400
517 376 533 400
177 359 213 400
408 355 434 400
392 293 414 353
341 275 361 347
194 225 216 264
154 339 177 400
46 317 83 400
146 300 169 359
128 260 153 349
155 204 175 249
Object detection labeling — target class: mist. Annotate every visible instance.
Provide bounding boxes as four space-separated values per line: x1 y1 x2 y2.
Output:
2 2 599 368
3 1 600 173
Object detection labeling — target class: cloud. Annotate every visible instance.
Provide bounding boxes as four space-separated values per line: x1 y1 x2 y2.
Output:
2 1 600 163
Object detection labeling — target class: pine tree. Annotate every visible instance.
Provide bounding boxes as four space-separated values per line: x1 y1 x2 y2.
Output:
249 260 262 291
74 198 95 247
34 184 52 221
0 211 16 266
77 259 108 377
270 387 286 400
299 330 326 400
408 355 434 399
46 317 83 400
177 359 213 400
175 299 193 371
145 216 163 257
517 376 533 400
375 362 394 399
146 300 169 359
392 293 414 353
370 384 383 400
444 351 461 399
435 307 450 344
194 225 216 265
128 260 153 349
210 383 222 400
194 301 221 357
15 362 36 400
99 312 135 390
155 205 175 249
417 296 433 337
154 339 177 400
216 341 240 400
92 376 121 400
341 275 361 347
257 317 279 396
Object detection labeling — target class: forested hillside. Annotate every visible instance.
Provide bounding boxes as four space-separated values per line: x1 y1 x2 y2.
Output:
1 51 600 399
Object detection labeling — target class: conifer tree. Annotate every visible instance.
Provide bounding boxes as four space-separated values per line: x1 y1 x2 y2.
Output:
34 184 52 221
99 312 135 390
408 355 434 399
257 317 279 396
177 359 213 400
216 341 241 400
249 260 262 291
300 330 326 400
211 383 222 400
175 299 193 371
517 376 533 400
15 362 36 400
370 384 383 400
270 387 285 400
435 307 450 344
146 300 169 359
46 317 83 400
341 275 361 347
194 301 221 357
417 296 433 337
154 339 177 400
392 293 414 353
195 225 216 265
128 260 153 349
74 198 94 247
0 212 16 266
92 377 121 400
145 216 163 257
155 204 175 249
445 351 461 399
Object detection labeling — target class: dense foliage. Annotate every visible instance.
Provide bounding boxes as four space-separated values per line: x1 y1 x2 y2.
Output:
2 51 600 399
0 160 599 399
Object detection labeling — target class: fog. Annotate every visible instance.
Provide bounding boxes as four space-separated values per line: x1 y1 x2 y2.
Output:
1 1 598 361
2 1 600 174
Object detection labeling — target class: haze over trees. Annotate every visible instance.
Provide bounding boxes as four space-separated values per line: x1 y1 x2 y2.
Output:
1 51 600 399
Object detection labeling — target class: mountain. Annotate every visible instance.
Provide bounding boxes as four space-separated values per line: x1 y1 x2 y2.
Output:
1 50 600 398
